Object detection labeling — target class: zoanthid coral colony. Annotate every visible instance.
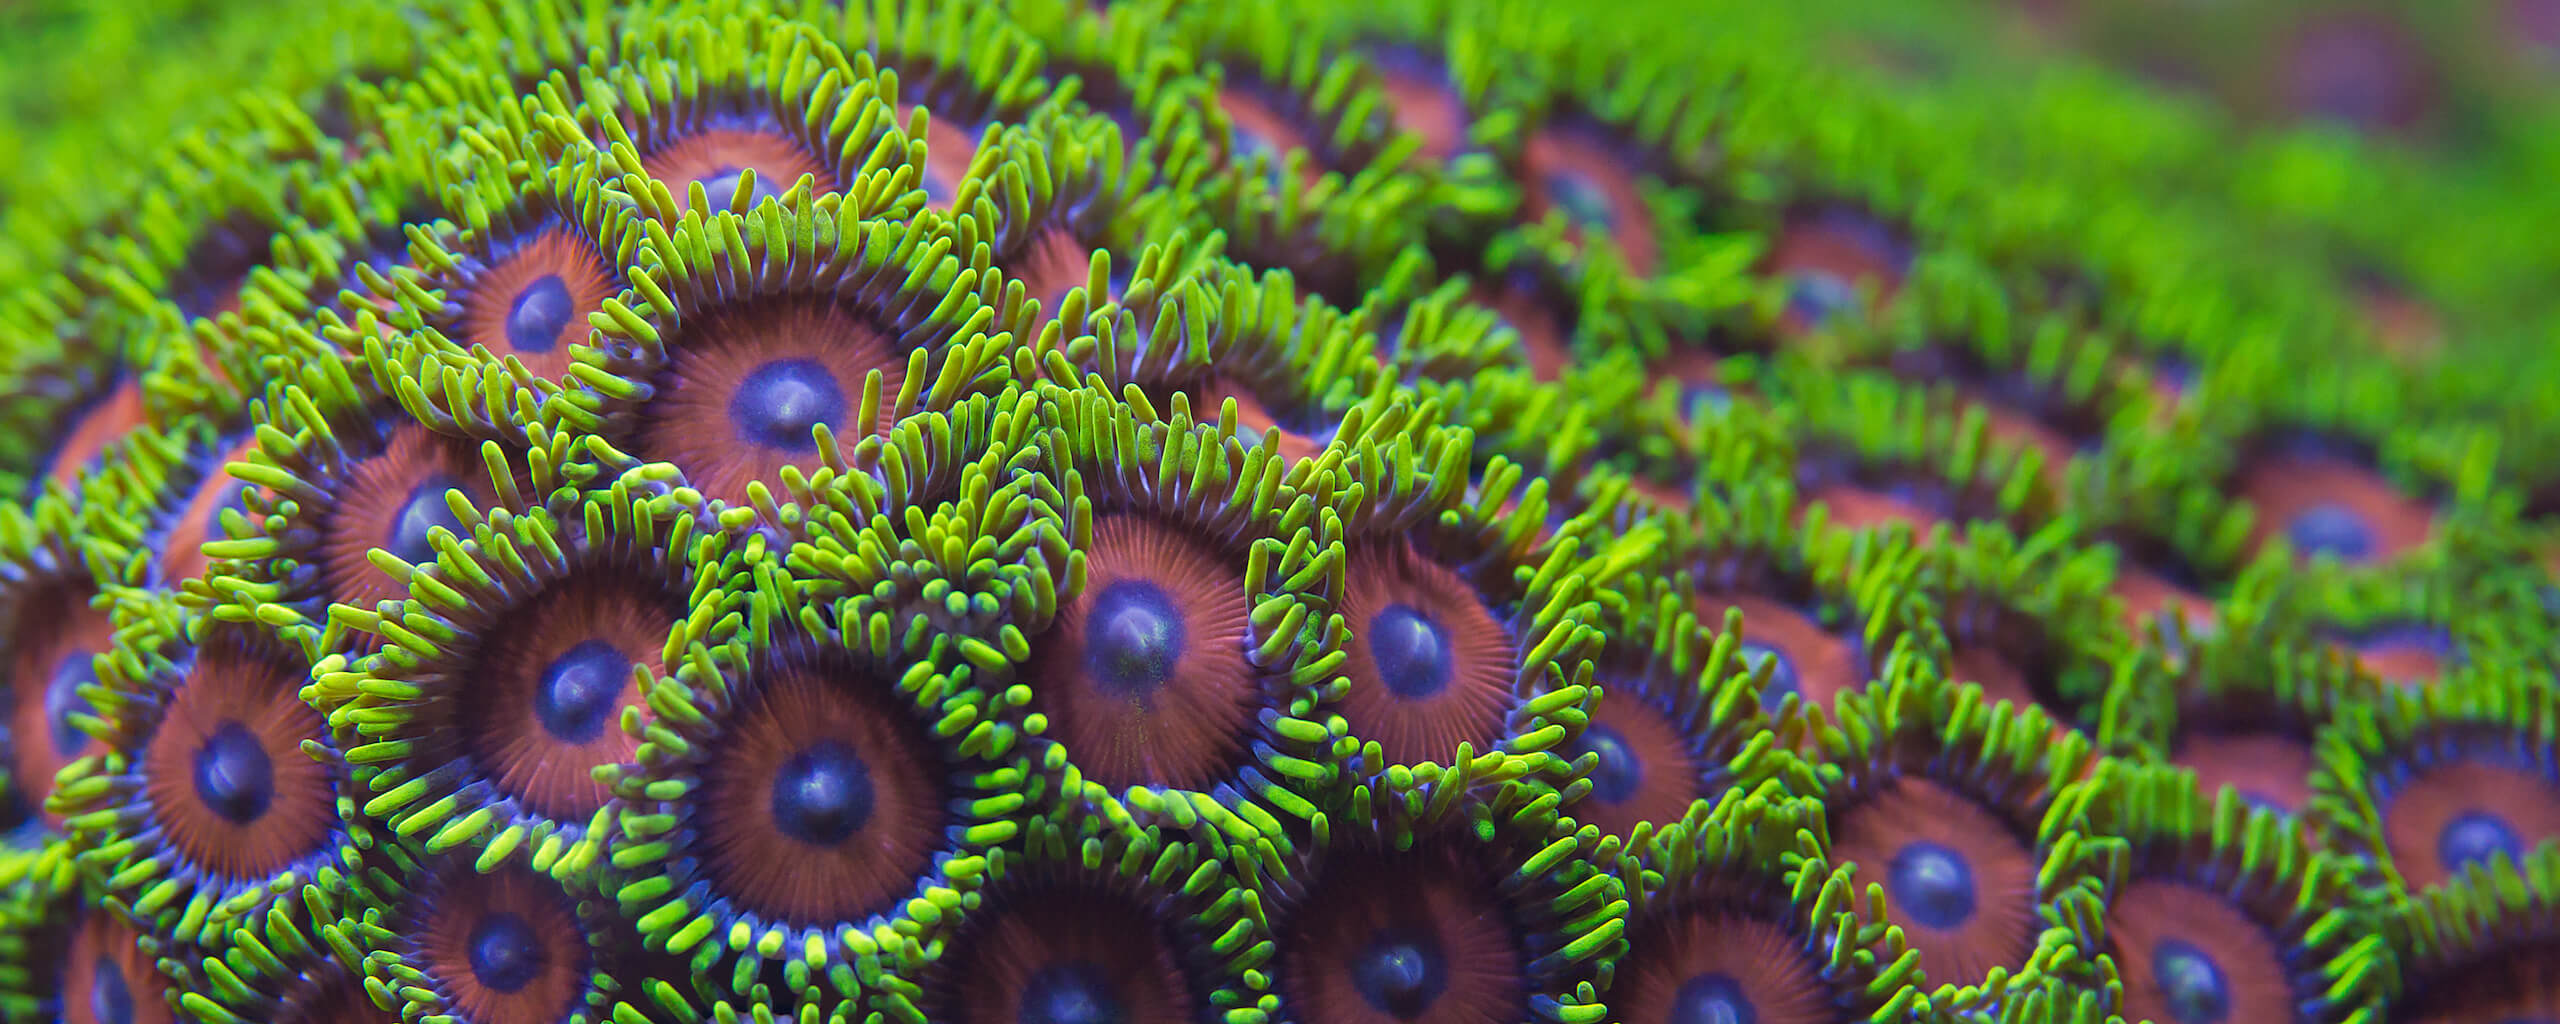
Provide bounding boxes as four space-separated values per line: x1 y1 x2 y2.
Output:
4 0 2560 1021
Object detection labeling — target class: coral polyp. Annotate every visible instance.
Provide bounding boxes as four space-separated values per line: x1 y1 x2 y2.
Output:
50 911 179 1024
5 0 2560 1020
566 31 908 223
310 455 746 867
1264 767 1619 1024
1809 667 2108 1009
1766 206 1911 336
888 805 1264 1023
53 598 353 950
2387 843 2560 1024
1557 589 1780 840
603 569 1023 1009
2078 759 2386 1023
2313 670 2560 895
1302 409 1619 782
1609 794 1920 1024
404 155 635 382
1013 388 1336 829
0 498 118 830
577 205 1006 515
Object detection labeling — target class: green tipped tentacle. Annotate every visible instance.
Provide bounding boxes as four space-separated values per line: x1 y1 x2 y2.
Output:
950 104 1210 348
531 23 926 225
1037 258 1387 470
784 389 1069 760
0 485 130 886
2385 841 2560 1022
1916 519 2127 736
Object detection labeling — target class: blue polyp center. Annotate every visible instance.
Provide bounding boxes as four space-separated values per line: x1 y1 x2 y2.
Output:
1681 383 1732 421
1348 928 1447 1018
2154 354 2197 391
1739 641 1799 715
695 166 786 210
2150 937 2232 1024
2314 85 2391 129
2300 48 2398 128
190 720 275 826
1886 841 1978 930
2439 810 2524 875
1543 171 1615 230
1670 972 1756 1024
44 651 96 756
1786 272 1859 326
2285 502 2374 561
728 358 846 454
924 169 958 207
1081 581 1186 699
1231 125 1273 162
770 739 874 846
1368 604 1455 699
385 474 466 566
2236 790 2292 816
504 274 576 353
467 911 544 994
89 955 132 1024
1230 126 1284 188
1573 723 1642 804
1374 319 1405 362
1881 479 1929 506
1017 961 1129 1024
534 639 632 744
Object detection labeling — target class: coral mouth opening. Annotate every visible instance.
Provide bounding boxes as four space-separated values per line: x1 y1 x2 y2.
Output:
1026 514 1257 793
933 882 1197 1024
1278 843 1531 1024
1830 778 2038 988
457 224 617 378
1616 909 1835 1024
640 296 909 506
692 660 951 926
1337 538 1519 768
2236 434 2433 565
1764 208 1911 336
465 573 677 820
1563 683 1713 836
140 631 336 880
316 423 493 612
